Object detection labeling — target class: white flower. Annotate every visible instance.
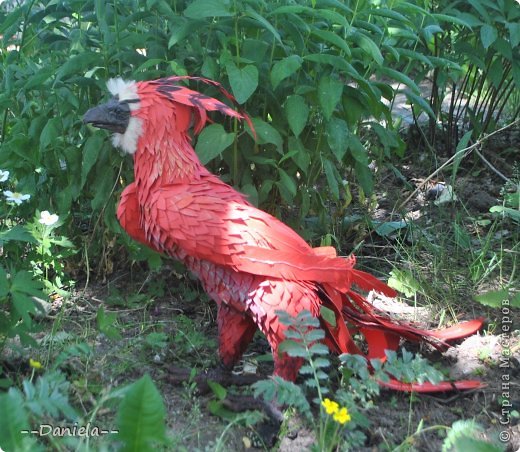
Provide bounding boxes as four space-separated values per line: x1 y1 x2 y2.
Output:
39 210 59 226
3 190 31 205
0 169 9 182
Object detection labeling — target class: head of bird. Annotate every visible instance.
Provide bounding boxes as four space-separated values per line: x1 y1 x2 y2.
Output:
83 77 248 157
83 78 143 155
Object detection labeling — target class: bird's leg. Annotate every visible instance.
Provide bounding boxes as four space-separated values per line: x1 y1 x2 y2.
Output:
216 306 285 446
217 304 257 370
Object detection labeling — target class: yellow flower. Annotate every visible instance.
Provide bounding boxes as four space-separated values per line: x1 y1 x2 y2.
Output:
29 359 43 370
333 407 351 425
322 398 339 415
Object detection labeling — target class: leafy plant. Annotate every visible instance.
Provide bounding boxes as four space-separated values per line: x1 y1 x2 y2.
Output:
115 374 169 451
0 371 77 452
0 0 464 257
423 0 520 151
253 309 352 451
442 420 503 452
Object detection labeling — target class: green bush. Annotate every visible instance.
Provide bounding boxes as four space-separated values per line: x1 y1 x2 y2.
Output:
1 0 466 249
423 0 520 151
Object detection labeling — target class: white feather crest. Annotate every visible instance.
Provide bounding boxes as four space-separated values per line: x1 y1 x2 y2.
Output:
106 78 139 109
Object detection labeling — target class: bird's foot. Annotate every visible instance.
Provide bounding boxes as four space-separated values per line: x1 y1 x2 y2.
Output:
163 365 262 394
163 365 283 447
222 394 284 448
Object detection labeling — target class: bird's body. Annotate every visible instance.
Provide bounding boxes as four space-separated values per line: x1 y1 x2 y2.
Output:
84 76 484 391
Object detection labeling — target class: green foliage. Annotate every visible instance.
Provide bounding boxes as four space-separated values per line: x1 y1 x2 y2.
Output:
442 420 504 452
276 310 330 397
116 374 169 451
0 371 76 452
96 306 122 340
0 1 514 450
173 314 216 357
388 268 422 297
383 349 444 385
253 376 312 422
0 267 45 350
0 0 460 250
424 0 520 151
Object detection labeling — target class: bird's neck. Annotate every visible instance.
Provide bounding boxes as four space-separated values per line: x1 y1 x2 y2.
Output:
133 131 209 192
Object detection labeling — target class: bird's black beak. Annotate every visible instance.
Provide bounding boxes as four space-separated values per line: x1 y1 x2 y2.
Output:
83 98 131 134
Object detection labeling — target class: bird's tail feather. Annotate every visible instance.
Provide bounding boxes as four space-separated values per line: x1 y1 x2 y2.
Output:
317 281 485 392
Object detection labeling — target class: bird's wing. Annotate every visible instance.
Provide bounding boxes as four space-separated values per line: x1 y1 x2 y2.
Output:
146 181 360 291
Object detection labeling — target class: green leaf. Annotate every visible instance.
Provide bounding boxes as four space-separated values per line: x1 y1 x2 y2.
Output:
0 389 34 452
55 52 101 82
451 130 473 187
287 137 310 174
432 13 472 28
371 7 411 24
480 24 498 49
308 343 329 355
451 437 503 452
0 267 8 298
473 289 509 308
323 158 339 200
40 118 61 150
247 118 283 152
489 206 520 223
0 225 37 245
511 292 520 308
404 90 436 120
388 269 421 297
277 168 297 198
379 67 420 94
184 0 233 18
96 306 122 340
135 58 165 73
507 22 520 48
244 7 281 43
195 124 236 165
81 134 105 188
279 339 307 357
327 117 349 161
374 220 408 237
24 69 54 90
11 271 44 298
271 55 302 89
284 95 308 137
348 134 368 165
353 32 383 65
318 76 343 120
310 29 351 56
226 63 258 104
240 183 258 206
320 306 336 327
0 7 23 35
355 161 373 195
117 375 167 451
207 381 227 401
305 53 356 73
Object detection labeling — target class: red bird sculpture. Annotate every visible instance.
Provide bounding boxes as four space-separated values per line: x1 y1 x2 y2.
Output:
84 76 484 392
